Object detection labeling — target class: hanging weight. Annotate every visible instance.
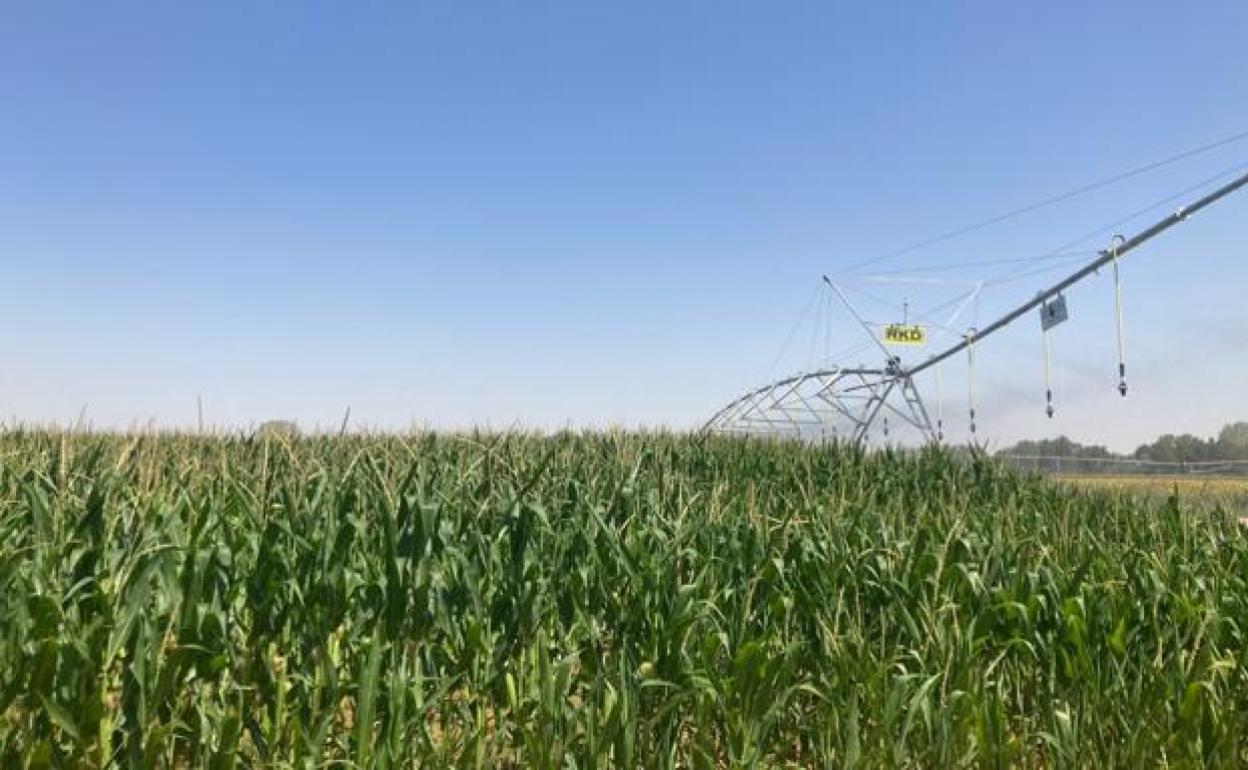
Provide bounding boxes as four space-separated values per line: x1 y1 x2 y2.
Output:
966 328 978 435
1111 235 1128 397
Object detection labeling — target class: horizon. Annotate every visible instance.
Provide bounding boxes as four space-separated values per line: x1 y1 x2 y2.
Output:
4 2 1247 452
7 415 1245 454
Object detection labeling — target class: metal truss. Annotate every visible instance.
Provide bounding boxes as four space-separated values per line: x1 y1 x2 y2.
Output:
702 366 936 444
704 167 1248 444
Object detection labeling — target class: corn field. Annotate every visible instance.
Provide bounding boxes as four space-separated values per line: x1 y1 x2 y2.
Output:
3 431 1247 767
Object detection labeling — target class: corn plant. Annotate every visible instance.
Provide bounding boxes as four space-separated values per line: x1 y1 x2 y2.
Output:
1 430 1246 767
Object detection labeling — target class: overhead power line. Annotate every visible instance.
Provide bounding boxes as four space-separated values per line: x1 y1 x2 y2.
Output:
835 128 1248 275
859 250 1097 277
906 164 1248 379
820 161 1248 366
984 160 1248 287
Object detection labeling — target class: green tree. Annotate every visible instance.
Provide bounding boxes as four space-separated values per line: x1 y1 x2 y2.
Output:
997 436 1113 459
1217 421 1248 460
1134 433 1216 463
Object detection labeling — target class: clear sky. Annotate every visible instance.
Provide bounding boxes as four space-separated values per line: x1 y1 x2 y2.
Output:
3 2 1247 450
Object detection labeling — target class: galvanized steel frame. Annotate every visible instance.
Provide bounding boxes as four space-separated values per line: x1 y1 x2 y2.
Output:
704 168 1248 443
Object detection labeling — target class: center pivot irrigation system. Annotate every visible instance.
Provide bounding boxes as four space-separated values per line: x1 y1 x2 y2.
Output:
703 166 1248 444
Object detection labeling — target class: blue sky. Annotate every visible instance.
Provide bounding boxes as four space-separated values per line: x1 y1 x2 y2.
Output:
2 2 1247 449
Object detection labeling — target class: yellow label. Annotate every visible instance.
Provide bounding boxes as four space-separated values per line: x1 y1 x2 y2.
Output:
882 324 926 346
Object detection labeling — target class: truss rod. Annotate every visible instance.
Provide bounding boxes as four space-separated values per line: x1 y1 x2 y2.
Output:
905 167 1248 379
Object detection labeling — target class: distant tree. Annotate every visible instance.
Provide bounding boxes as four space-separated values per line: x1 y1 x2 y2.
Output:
257 420 300 439
997 436 1114 459
1134 433 1216 463
1217 421 1248 460
1134 435 1170 462
1002 421 1247 464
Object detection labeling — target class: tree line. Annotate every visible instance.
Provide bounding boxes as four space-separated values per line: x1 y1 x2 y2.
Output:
998 421 1248 464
